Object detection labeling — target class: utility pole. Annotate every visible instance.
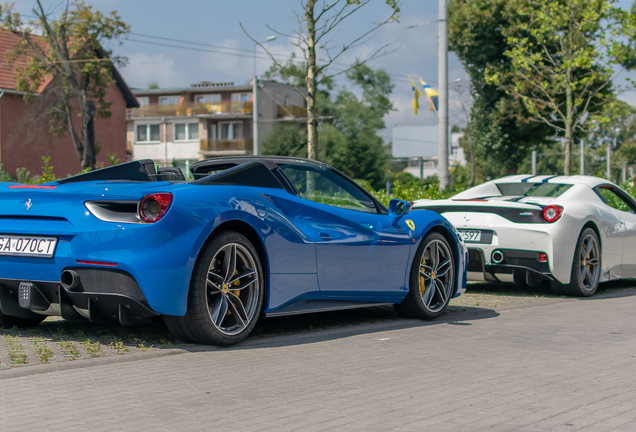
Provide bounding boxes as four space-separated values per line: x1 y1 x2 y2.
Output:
580 139 584 175
438 0 450 191
252 35 276 155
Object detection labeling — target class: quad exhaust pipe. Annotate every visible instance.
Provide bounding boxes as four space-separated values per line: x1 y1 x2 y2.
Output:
60 270 82 291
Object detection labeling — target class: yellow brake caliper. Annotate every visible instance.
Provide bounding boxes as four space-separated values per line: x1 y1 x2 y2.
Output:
226 270 241 316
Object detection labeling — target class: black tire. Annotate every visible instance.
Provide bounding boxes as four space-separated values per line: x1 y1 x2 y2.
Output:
395 232 456 319
164 231 264 346
551 228 601 297
0 312 45 328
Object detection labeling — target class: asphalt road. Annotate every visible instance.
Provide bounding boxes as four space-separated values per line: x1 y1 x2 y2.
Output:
1 288 636 431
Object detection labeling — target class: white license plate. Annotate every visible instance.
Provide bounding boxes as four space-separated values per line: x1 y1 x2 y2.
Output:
458 230 482 242
0 235 58 258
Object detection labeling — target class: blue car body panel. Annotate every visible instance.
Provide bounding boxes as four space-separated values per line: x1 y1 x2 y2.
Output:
0 157 466 323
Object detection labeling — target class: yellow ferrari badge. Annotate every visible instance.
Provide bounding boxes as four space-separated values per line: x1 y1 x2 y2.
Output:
405 219 415 231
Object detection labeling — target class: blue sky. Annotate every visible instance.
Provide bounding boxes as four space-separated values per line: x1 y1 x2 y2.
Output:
7 0 636 139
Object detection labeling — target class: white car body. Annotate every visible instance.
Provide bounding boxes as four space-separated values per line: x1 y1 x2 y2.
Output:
413 175 636 291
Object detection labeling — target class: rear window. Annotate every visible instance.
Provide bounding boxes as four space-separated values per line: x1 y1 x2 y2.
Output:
496 183 573 197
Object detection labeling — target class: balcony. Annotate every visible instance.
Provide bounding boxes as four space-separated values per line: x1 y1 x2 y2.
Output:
200 139 253 153
277 105 307 118
129 101 253 118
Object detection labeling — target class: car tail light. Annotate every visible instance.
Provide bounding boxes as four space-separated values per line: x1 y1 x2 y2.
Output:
542 205 563 223
538 253 548 263
139 193 173 223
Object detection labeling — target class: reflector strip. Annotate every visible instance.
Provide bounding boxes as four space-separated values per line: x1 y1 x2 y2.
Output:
76 260 118 267
8 185 57 189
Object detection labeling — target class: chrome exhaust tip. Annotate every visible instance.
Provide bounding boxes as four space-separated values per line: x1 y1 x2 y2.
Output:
491 250 505 264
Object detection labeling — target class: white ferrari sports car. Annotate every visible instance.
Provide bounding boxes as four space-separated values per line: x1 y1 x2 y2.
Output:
413 175 636 296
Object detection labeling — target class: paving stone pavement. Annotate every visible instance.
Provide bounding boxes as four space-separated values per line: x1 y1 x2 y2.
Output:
1 289 636 431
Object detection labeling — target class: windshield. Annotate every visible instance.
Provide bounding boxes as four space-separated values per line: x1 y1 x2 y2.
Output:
496 183 573 197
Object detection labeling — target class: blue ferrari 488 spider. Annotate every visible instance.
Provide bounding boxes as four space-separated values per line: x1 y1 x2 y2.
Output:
0 156 466 345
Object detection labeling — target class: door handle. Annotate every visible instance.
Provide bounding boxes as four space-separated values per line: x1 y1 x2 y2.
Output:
319 232 332 240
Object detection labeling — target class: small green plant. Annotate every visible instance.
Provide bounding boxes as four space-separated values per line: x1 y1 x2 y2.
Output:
15 167 31 184
35 156 56 184
81 339 104 358
4 332 28 365
31 337 54 364
59 341 80 360
107 152 121 166
108 340 129 355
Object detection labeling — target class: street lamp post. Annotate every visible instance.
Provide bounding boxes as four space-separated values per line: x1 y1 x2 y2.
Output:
438 0 450 190
252 35 276 156
607 128 620 179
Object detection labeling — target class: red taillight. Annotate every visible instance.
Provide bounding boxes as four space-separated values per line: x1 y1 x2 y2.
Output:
543 205 563 223
538 253 548 263
139 193 173 223
8 185 57 189
77 260 118 267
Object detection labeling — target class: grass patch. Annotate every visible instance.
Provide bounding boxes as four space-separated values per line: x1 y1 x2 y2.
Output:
4 330 28 366
81 339 104 358
30 337 54 364
59 340 80 361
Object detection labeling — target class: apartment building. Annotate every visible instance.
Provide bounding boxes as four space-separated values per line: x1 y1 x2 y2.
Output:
127 80 306 174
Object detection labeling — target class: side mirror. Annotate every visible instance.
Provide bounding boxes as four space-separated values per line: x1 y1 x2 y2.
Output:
388 199 411 222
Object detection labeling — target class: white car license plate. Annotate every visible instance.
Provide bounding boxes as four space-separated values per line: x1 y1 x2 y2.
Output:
0 235 58 258
458 230 482 242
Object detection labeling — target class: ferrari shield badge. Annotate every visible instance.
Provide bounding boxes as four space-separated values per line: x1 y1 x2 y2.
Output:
405 219 415 231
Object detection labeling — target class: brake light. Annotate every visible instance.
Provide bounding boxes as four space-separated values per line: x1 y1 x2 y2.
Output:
139 193 173 223
542 205 563 223
8 185 57 189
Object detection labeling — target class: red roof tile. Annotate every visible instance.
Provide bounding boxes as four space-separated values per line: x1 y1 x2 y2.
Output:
0 29 50 92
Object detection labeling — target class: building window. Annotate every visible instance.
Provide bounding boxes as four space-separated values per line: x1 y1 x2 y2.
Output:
137 96 149 106
219 122 243 140
136 124 160 143
284 96 289 106
174 123 199 141
196 94 222 104
231 93 251 103
160 96 180 105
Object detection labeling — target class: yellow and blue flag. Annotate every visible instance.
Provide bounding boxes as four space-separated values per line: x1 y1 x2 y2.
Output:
420 79 439 112
408 76 422 114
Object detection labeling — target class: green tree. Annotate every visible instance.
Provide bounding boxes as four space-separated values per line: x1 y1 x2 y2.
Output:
449 0 554 177
1 1 130 169
245 0 399 160
262 124 308 158
263 62 393 189
484 0 632 175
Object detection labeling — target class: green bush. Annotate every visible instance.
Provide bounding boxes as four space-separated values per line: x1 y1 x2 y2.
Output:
361 179 464 207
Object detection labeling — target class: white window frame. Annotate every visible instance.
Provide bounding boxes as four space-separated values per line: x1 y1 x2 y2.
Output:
173 122 200 142
218 121 243 140
231 93 251 103
160 96 180 105
196 94 222 104
135 123 161 144
137 96 150 106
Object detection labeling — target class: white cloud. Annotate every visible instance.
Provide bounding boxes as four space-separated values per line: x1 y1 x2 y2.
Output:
121 52 180 89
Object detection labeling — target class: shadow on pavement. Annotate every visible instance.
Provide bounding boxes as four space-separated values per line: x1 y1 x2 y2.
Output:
182 304 500 352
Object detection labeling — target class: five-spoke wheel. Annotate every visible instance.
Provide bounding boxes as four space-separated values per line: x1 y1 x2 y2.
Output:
552 228 601 297
396 232 456 319
164 231 264 345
